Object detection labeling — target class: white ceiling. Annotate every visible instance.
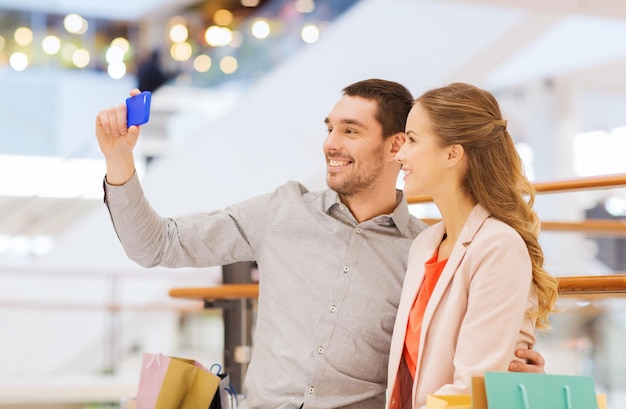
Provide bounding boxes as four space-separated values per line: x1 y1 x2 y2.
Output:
0 0 196 20
460 0 626 19
2 0 625 20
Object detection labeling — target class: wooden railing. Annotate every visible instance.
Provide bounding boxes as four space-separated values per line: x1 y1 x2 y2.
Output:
419 219 626 236
170 283 260 300
408 173 626 299
557 275 626 299
406 173 626 204
168 277 626 303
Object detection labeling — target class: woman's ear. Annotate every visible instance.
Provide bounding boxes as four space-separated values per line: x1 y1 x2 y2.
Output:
446 144 465 167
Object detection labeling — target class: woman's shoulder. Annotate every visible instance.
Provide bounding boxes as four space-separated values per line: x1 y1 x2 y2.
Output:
472 217 528 260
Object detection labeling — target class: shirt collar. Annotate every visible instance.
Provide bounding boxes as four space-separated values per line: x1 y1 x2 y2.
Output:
386 190 412 237
323 189 413 236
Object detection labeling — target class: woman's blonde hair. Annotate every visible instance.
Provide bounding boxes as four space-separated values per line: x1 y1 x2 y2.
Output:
416 82 558 329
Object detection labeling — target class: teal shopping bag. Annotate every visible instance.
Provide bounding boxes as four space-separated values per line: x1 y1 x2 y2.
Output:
482 372 598 409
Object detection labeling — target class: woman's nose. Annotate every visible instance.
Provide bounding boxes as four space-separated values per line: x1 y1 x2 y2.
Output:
394 148 404 163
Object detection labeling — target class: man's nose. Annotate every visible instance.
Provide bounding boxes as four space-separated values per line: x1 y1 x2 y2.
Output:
324 129 341 151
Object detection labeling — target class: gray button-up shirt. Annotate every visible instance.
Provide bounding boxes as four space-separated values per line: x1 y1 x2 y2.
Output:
104 174 426 409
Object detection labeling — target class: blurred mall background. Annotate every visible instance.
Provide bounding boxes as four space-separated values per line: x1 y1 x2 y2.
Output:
0 0 626 407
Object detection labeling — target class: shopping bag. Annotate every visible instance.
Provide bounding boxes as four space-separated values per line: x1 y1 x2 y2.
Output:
472 372 599 409
135 352 221 409
208 363 239 409
425 394 471 408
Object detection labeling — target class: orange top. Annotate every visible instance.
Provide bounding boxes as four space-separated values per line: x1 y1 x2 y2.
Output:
389 248 448 409
403 249 448 377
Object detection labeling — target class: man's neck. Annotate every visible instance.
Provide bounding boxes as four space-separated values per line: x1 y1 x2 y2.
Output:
340 187 399 223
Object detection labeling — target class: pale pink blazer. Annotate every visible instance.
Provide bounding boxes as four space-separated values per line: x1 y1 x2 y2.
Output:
386 204 537 409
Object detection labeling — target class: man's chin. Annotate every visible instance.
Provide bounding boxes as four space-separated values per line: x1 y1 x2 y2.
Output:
326 176 341 191
327 179 352 196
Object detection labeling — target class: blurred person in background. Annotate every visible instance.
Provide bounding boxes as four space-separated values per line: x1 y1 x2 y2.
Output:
136 49 176 93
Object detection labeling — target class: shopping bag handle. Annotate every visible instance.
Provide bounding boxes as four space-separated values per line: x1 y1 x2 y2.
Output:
518 384 573 409
563 385 573 409
225 384 239 408
210 363 224 375
518 384 531 409
209 363 240 408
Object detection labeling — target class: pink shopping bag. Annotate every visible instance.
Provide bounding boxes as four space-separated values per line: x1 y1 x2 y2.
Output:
135 352 220 409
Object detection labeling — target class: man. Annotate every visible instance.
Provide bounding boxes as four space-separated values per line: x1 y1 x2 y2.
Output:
96 79 544 409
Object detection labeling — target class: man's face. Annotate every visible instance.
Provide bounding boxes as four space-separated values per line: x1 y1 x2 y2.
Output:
323 95 387 197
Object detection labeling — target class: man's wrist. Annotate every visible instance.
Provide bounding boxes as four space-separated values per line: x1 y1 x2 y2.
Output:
104 156 135 185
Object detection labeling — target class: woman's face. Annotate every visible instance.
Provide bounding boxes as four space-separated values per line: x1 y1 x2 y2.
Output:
395 102 450 197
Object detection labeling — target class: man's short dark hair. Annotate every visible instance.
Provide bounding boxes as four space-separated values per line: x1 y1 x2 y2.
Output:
342 79 414 138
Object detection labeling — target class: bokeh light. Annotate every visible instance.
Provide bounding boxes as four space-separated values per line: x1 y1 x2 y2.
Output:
193 54 212 72
169 23 189 43
105 46 125 64
107 61 127 79
170 42 192 61
230 31 244 48
61 43 77 61
9 52 28 71
42 35 61 54
251 20 270 39
14 27 33 46
72 48 90 68
110 37 130 55
301 24 319 43
64 13 88 35
214 9 234 26
220 55 238 74
205 26 233 47
295 0 316 13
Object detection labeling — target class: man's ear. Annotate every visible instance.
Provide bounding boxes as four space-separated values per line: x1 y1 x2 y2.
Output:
389 132 406 155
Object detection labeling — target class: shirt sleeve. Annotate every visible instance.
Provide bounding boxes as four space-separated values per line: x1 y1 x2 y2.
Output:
103 171 275 268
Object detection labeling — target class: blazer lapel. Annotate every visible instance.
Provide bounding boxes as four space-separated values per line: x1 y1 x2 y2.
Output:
401 221 445 310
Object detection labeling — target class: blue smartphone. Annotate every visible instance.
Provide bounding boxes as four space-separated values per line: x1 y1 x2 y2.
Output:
126 91 151 127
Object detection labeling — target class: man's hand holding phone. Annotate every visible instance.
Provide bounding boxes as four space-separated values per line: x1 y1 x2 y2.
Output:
95 88 150 185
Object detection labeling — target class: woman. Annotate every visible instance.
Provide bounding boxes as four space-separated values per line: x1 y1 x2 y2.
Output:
387 82 558 409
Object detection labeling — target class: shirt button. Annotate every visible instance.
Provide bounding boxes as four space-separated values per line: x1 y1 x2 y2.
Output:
330 305 336 312
343 266 349 273
356 227 362 234
308 387 315 394
317 346 324 354
339 205 345 210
